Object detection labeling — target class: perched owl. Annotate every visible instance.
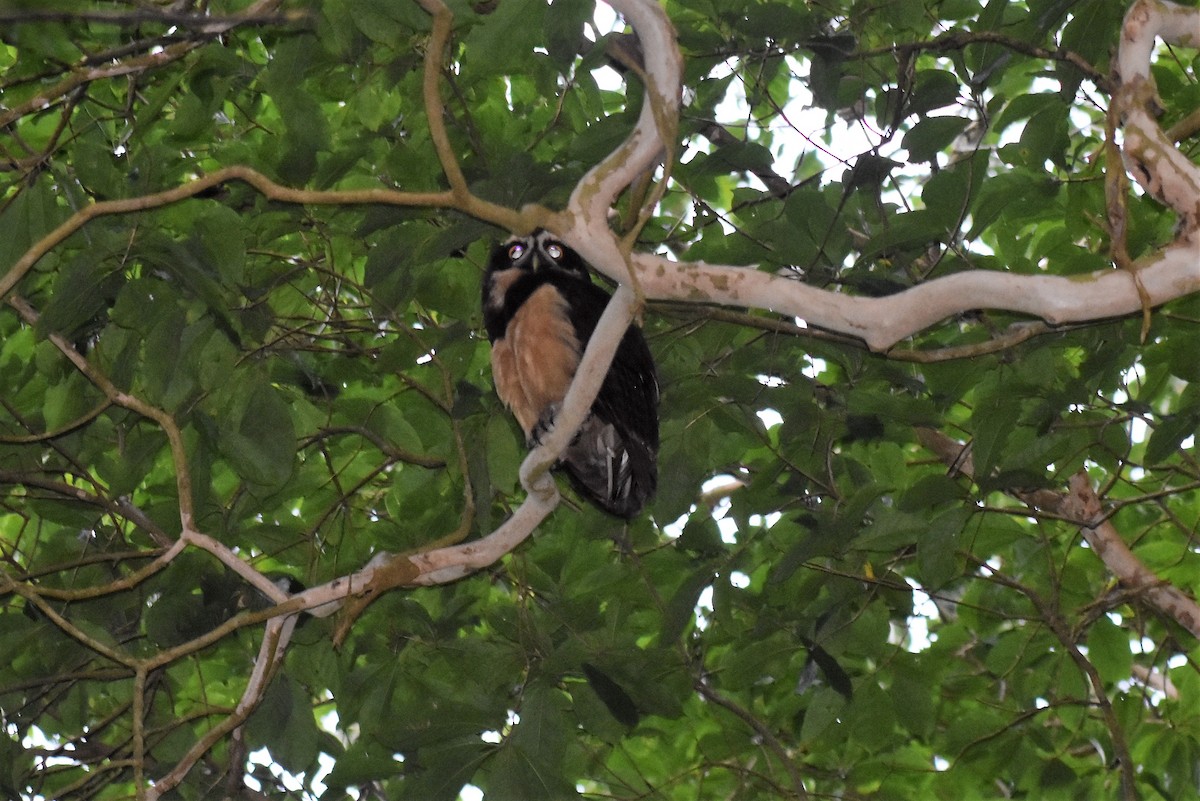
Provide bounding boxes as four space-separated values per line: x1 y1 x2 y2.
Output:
481 230 659 518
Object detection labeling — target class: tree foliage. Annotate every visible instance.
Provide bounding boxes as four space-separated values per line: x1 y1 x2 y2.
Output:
1 0 1198 799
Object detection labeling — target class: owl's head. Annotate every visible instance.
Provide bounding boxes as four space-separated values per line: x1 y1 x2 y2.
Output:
492 229 588 280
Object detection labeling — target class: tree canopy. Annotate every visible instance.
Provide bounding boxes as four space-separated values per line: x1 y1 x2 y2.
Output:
1 0 1198 799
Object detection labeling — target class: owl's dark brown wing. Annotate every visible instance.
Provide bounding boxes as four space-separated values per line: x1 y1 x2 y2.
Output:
536 273 659 518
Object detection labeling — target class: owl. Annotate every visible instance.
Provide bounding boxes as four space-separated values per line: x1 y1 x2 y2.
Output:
481 230 659 518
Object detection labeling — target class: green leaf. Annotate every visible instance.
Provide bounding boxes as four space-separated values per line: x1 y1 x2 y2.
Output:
1144 411 1198 464
660 565 716 644
742 2 812 40
1085 616 1132 685
319 741 400 793
215 378 297 489
903 116 970 163
849 681 896 751
72 131 128 199
464 0 547 74
36 252 122 340
486 412 522 495
398 737 490 801
545 0 594 66
262 35 332 183
245 675 321 775
677 512 725 556
487 686 577 800
908 70 962 115
1059 0 1123 70
140 311 187 407
898 474 967 511
41 371 94 432
917 507 971 589
800 686 847 743
1018 102 1070 168
970 386 1021 480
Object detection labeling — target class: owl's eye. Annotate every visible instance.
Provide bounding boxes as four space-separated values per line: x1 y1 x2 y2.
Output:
507 243 525 261
544 242 564 260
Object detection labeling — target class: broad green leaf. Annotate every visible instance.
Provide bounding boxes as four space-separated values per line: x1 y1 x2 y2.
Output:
917 507 971 589
319 740 401 793
545 0 594 66
799 686 847 743
464 0 546 74
1085 616 1133 685
904 116 970 163
908 70 962 115
262 35 332 183
397 737 491 801
245 676 321 774
1144 411 1198 464
215 378 297 489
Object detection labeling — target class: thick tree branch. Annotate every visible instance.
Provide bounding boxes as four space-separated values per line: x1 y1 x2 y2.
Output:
560 0 1199 352
569 0 682 224
562 0 683 285
1115 0 1200 229
622 232 1198 351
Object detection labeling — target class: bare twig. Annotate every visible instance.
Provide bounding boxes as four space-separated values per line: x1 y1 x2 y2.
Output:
1062 472 1200 639
7 295 192 545
917 428 1200 639
144 615 298 801
857 29 1111 91
972 559 1139 800
0 0 287 130
694 680 808 798
0 8 309 30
